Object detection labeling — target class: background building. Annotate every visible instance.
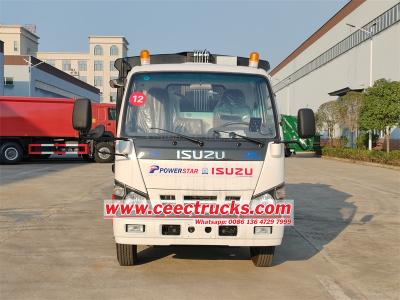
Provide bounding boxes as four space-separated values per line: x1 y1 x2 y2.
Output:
37 36 129 103
3 55 100 101
0 24 39 56
271 0 399 116
0 24 128 103
0 41 4 95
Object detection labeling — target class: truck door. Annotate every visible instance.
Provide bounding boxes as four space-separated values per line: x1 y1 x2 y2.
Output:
106 107 117 135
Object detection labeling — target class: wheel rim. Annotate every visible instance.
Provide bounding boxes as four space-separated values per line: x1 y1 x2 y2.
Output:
4 147 18 161
98 147 111 160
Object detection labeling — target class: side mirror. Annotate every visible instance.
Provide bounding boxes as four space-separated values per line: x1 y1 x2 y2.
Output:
109 78 125 88
297 108 315 138
72 99 92 132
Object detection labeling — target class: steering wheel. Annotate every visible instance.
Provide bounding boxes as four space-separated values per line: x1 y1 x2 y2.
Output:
207 121 249 135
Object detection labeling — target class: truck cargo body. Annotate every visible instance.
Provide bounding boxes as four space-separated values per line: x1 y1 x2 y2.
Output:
0 96 116 164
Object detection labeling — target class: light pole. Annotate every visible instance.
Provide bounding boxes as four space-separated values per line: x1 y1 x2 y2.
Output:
24 56 44 97
346 22 376 150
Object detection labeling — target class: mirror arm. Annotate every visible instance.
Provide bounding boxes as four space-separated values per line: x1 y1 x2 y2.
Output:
274 140 309 151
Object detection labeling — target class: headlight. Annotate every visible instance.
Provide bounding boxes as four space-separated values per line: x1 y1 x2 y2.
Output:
250 192 275 211
113 183 125 200
251 183 285 206
124 189 152 209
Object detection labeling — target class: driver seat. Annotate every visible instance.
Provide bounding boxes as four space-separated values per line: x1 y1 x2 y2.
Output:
213 89 251 128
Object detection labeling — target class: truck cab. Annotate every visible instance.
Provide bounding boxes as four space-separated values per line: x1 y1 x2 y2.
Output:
75 50 315 267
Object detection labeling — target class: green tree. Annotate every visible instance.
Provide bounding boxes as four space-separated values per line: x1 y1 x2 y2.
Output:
337 91 364 148
316 100 341 146
359 79 400 153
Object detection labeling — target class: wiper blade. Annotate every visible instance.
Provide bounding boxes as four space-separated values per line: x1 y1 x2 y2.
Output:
214 130 265 147
150 127 204 146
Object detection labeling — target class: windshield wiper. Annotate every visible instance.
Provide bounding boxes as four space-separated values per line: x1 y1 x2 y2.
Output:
150 127 204 146
213 130 265 147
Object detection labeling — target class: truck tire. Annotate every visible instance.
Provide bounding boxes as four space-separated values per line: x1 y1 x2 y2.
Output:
0 142 23 164
81 154 94 162
94 142 114 163
284 146 292 157
116 243 137 266
250 246 275 267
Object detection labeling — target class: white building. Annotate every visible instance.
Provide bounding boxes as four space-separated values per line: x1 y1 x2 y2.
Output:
0 25 128 103
271 0 400 117
37 36 129 103
0 24 39 56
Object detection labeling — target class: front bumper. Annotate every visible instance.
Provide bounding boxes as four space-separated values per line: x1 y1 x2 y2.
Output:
113 218 284 246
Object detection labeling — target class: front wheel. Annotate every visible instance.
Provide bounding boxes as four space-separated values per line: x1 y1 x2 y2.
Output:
94 142 114 163
0 142 23 164
250 246 275 267
116 243 138 266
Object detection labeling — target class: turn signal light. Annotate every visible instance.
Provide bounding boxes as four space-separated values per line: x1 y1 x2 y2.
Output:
140 49 150 65
249 51 259 68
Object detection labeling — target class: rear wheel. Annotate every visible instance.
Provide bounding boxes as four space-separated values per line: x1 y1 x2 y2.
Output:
116 243 138 266
250 246 275 267
94 142 114 163
0 142 23 164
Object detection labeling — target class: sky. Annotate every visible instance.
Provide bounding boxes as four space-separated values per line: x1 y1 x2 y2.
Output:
0 0 348 69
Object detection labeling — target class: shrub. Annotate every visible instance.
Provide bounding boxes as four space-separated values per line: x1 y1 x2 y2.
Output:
321 147 400 166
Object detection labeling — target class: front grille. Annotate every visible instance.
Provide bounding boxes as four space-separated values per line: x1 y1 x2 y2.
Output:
225 196 241 201
160 195 176 201
183 195 217 201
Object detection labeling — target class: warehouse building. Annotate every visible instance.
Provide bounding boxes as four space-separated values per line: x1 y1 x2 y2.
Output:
2 55 100 101
271 0 399 118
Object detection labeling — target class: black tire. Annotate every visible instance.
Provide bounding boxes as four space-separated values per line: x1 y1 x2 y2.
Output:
250 246 275 267
284 146 292 157
116 243 137 266
81 154 94 162
94 142 114 163
0 142 23 164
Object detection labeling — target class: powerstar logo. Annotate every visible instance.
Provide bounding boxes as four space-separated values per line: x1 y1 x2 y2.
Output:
149 166 199 174
149 165 160 173
177 150 225 160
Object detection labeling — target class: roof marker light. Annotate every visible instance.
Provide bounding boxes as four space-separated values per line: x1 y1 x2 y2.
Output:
140 49 150 65
249 52 259 68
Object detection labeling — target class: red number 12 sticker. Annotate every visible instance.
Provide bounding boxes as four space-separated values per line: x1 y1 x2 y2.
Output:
129 92 147 106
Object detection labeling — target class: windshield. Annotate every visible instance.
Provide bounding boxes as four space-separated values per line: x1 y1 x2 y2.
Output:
122 72 276 139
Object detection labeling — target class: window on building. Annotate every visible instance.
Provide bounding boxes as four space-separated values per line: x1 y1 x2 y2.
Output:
94 60 103 71
46 60 55 67
94 45 103 55
62 60 71 71
110 60 116 71
94 76 103 87
110 45 119 56
79 76 87 83
4 77 14 86
13 41 18 52
78 60 87 71
110 92 117 102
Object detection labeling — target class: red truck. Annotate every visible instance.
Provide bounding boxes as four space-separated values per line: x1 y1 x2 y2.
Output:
0 96 116 164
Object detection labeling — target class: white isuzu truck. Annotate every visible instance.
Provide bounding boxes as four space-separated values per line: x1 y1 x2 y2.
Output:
73 50 315 267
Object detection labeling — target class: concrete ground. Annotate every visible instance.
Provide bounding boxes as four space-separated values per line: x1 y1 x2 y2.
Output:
0 156 399 299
